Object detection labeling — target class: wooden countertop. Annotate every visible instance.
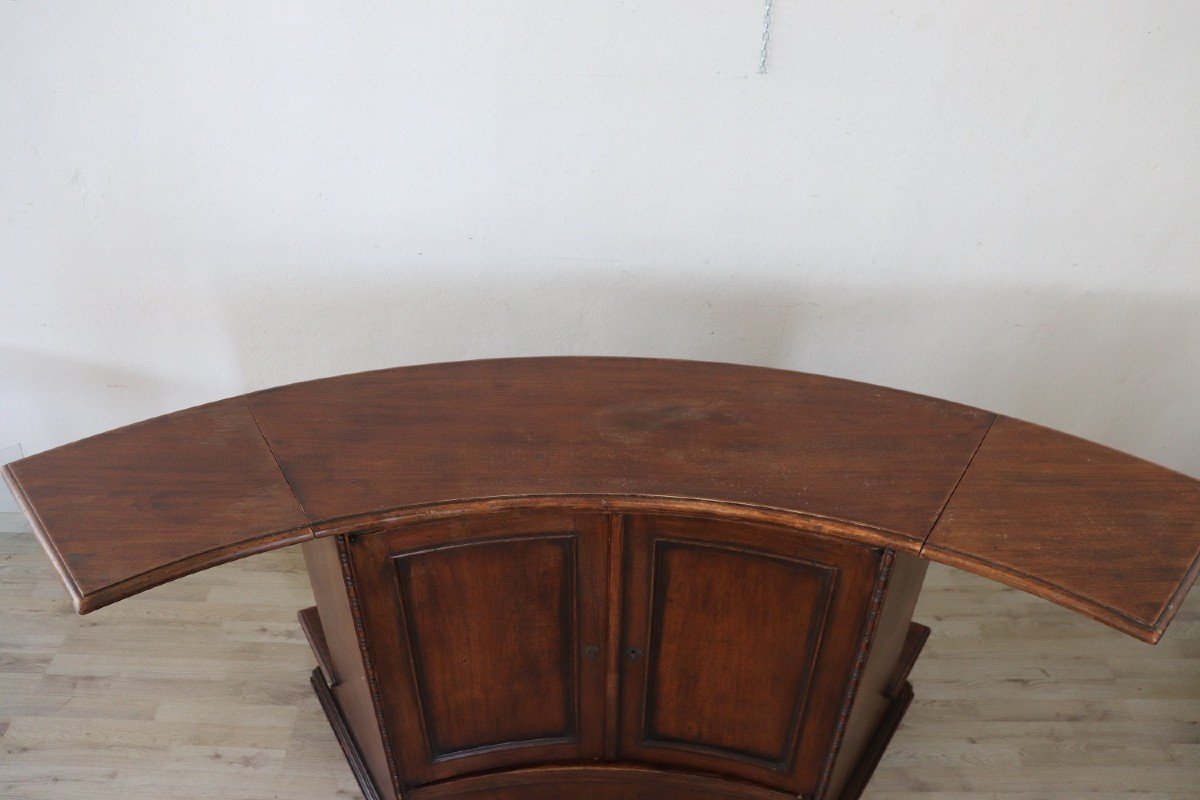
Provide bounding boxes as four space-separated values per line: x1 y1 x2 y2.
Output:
5 357 1199 643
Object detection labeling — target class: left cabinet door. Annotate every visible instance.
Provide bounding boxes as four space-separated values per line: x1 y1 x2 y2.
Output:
348 510 611 788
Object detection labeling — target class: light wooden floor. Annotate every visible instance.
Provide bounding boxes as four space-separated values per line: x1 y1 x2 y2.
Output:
1 512 1197 799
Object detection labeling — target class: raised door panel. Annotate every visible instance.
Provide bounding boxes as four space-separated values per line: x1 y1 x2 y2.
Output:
618 515 885 797
644 540 834 762
350 511 610 787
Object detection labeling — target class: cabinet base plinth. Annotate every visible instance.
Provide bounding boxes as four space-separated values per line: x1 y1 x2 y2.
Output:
302 614 929 800
302 604 385 800
306 667 920 800
837 681 916 800
407 766 797 800
836 620 931 800
310 667 384 800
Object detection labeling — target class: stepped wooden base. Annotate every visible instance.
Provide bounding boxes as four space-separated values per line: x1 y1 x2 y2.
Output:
302 607 384 800
298 605 338 688
837 681 917 800
301 607 930 800
311 667 384 800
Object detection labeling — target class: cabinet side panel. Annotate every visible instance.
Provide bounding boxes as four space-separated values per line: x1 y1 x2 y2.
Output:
302 536 397 799
823 551 928 800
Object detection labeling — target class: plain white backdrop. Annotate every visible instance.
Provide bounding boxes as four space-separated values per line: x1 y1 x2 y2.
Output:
2 2 1199 514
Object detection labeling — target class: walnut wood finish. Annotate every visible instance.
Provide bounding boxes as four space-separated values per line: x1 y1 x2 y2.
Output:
404 765 798 800
301 535 396 799
927 416 1200 643
1 397 311 613
302 509 924 799
296 511 930 799
347 510 610 787
245 358 992 546
8 357 1200 800
9 358 1200 643
616 515 886 795
824 554 929 800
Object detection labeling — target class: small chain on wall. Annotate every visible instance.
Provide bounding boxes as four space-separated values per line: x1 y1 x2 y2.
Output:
759 0 774 73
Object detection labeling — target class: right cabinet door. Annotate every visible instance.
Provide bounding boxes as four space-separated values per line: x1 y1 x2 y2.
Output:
618 515 885 796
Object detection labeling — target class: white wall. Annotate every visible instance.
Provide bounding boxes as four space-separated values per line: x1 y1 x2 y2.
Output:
2 2 1198 483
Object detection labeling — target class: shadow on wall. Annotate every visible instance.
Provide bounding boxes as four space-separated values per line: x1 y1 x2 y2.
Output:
0 346 206 444
209 272 1200 477
0 349 210 509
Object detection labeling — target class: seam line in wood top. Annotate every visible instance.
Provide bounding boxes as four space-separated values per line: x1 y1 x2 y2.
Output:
5 443 318 614
919 413 997 554
242 394 317 527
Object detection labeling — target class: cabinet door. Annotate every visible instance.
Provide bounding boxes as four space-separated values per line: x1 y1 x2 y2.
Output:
350 510 611 788
618 515 885 796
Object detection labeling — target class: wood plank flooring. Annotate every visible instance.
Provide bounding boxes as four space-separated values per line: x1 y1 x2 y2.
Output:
1 512 1197 799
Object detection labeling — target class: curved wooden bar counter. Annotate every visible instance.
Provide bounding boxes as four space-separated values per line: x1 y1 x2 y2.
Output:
5 357 1200 799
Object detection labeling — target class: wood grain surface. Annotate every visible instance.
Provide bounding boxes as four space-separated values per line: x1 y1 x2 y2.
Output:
246 358 993 545
927 416 1200 643
2 512 1197 800
348 511 611 787
404 765 797 800
616 514 886 795
300 536 395 798
5 357 1200 642
1 398 312 613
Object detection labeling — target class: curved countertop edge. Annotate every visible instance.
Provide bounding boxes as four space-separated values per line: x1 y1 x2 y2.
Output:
925 413 1200 645
6 448 316 615
4 477 920 613
920 541 1199 645
5 359 1198 643
304 495 926 550
71 525 317 615
6 459 318 614
12 470 1195 644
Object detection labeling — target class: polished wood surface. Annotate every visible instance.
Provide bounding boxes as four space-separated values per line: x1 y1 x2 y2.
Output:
1 398 312 613
617 515 886 795
9 357 1200 642
246 358 992 543
348 511 610 787
4 354 1199 800
4 513 1196 799
825 555 929 800
4 357 1195 642
326 510 923 799
928 416 1200 643
405 765 797 800
300 536 394 798
5 356 1200 639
